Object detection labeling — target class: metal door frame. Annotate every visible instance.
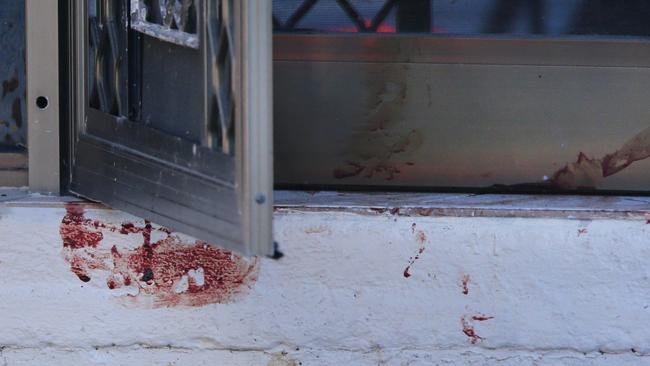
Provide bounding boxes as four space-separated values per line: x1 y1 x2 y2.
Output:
25 0 61 194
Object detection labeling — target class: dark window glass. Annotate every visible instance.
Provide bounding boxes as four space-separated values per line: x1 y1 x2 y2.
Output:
0 0 26 150
274 0 650 38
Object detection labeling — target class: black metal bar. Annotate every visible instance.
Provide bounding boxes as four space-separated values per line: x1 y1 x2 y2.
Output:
396 0 431 33
272 14 283 30
284 0 319 29
369 0 398 32
336 0 368 32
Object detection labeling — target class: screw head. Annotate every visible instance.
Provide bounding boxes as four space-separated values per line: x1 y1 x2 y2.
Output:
255 194 266 204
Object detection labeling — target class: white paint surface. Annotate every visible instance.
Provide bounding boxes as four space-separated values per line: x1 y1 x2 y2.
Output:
1 203 650 365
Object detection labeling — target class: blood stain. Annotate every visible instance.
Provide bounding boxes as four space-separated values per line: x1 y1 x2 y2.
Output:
472 315 494 321
60 203 259 307
60 204 104 249
332 161 365 179
578 228 588 236
461 315 492 344
403 247 425 278
461 274 470 295
416 208 434 216
415 230 427 244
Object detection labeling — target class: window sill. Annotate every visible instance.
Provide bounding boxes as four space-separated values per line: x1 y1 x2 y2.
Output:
274 190 650 221
4 188 650 222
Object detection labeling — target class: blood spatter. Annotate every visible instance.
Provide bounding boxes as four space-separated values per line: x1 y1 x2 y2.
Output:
333 161 365 179
107 279 117 289
119 222 137 234
549 152 602 190
601 126 650 177
403 247 425 279
461 274 470 295
403 268 411 278
403 229 428 278
415 230 427 244
472 315 494 322
331 77 424 182
461 324 482 344
415 208 434 216
545 127 650 190
60 204 104 249
109 237 259 308
60 204 259 307
461 314 493 344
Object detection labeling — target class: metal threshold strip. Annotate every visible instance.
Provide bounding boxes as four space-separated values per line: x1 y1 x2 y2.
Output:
274 190 650 221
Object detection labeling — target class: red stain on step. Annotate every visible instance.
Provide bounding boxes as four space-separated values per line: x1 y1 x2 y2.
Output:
461 314 493 344
403 229 429 278
403 247 425 278
461 274 470 295
461 316 483 344
472 315 494 321
60 204 104 249
578 228 588 236
415 230 427 244
60 203 259 308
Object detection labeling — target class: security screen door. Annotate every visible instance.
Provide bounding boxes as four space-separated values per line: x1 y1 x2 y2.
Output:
66 0 273 256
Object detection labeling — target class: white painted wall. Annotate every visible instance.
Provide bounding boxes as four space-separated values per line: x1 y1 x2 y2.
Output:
1 201 650 365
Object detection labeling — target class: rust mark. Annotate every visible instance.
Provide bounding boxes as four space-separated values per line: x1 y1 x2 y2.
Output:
578 228 588 236
60 203 259 308
461 274 470 295
389 207 400 215
411 223 416 234
461 314 493 344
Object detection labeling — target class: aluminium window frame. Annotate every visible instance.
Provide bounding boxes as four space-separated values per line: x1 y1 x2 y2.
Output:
272 31 650 191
